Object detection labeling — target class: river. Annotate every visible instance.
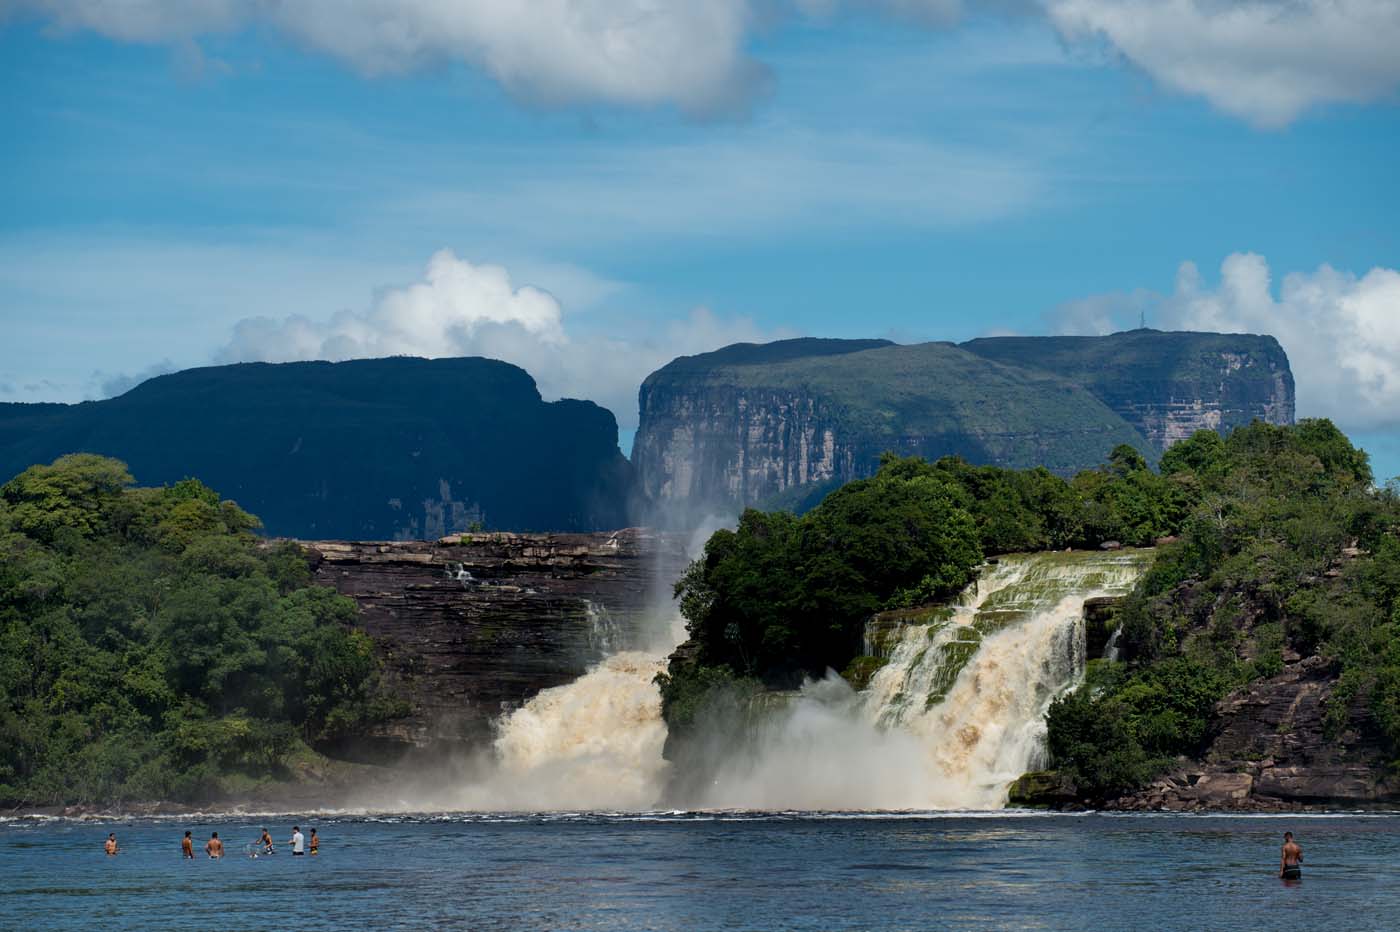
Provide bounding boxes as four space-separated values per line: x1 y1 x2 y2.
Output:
4 812 1398 931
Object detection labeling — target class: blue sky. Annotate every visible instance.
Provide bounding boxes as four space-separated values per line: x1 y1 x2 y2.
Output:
1 2 1398 476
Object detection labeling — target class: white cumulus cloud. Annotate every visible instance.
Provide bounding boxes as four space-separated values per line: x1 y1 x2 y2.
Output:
7 0 766 115
1044 0 1400 127
10 0 1398 125
1050 252 1400 431
215 249 788 432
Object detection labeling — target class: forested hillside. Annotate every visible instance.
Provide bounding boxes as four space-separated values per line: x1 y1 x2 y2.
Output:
0 455 401 807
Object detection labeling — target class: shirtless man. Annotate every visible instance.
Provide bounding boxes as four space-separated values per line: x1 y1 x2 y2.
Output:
104 833 118 856
1279 831 1303 880
182 831 194 859
206 832 224 859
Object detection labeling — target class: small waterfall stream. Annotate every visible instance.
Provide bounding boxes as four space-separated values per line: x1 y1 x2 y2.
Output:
453 549 1150 811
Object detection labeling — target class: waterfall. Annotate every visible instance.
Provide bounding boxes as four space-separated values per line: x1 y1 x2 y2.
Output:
453 650 672 810
584 599 623 655
446 549 1149 812
443 561 475 588
691 550 1152 811
1104 625 1124 661
857 551 1151 807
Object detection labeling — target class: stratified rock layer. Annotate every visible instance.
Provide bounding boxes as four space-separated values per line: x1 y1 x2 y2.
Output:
962 329 1294 451
634 338 1157 519
301 529 689 758
1108 656 1400 811
633 331 1294 518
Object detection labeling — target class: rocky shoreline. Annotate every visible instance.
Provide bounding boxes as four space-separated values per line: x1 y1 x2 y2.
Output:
1014 653 1400 813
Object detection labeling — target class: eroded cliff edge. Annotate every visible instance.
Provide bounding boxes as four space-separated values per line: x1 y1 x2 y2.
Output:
633 331 1295 519
633 338 1155 519
298 529 689 760
961 329 1295 450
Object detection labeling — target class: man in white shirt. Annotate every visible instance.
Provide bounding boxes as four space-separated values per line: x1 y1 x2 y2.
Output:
289 826 305 856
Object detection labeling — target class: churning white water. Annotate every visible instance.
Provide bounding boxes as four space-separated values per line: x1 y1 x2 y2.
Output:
446 651 671 810
691 550 1152 810
450 549 1151 811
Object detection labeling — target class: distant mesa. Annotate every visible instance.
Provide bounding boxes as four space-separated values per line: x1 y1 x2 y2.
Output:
0 330 1295 537
632 331 1294 519
0 356 633 539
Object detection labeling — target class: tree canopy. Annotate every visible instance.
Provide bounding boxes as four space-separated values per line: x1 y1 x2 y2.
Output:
0 455 401 807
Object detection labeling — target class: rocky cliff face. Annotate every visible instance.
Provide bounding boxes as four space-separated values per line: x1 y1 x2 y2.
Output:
962 329 1295 451
634 331 1294 519
301 529 689 758
634 338 1154 520
1104 654 1400 811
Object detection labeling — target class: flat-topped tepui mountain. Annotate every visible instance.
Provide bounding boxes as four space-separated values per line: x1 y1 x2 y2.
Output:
961 329 1295 450
633 330 1294 516
0 356 633 538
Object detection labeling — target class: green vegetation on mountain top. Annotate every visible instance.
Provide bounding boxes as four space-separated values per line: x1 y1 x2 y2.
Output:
962 328 1289 383
0 454 401 807
644 340 1154 475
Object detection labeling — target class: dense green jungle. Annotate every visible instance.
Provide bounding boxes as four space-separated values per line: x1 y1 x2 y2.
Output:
661 419 1400 801
0 455 403 807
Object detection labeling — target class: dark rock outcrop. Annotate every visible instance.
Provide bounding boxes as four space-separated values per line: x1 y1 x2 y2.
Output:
1083 596 1122 659
633 331 1294 518
0 356 635 538
301 529 689 758
1008 771 1080 808
1108 656 1400 811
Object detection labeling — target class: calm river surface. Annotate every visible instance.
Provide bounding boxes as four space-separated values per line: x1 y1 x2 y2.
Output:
3 811 1398 931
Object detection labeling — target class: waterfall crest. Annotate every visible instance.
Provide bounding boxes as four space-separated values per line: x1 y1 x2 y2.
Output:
450 549 1150 812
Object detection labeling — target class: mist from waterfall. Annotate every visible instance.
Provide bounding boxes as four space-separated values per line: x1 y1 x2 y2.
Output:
691 551 1152 810
409 547 1149 812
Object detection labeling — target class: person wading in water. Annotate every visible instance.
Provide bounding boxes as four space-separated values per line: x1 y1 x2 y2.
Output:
1280 831 1303 880
182 831 194 859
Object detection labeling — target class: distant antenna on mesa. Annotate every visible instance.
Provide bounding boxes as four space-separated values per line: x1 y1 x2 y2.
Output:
1139 309 1147 330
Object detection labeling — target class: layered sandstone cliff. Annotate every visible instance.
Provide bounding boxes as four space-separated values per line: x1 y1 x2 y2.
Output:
633 331 1295 518
634 338 1154 519
961 329 1294 450
300 529 688 758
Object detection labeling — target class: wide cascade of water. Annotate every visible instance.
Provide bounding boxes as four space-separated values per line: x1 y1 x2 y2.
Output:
856 550 1152 808
449 549 1149 812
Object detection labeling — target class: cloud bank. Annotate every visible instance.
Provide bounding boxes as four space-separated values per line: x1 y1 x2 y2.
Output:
8 0 765 116
1052 252 1400 431
215 249 787 432
1044 0 1400 128
8 0 1399 124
